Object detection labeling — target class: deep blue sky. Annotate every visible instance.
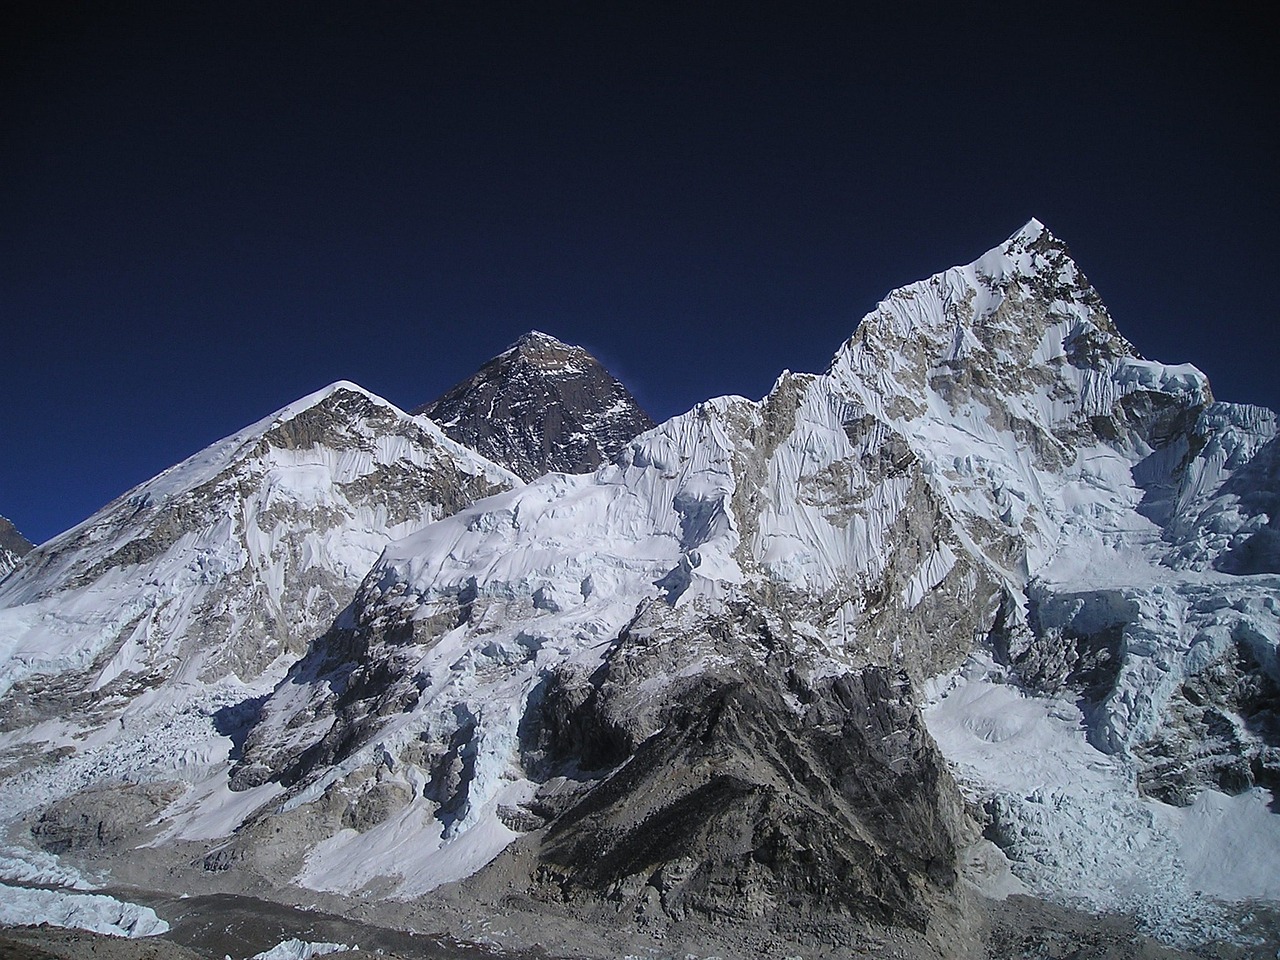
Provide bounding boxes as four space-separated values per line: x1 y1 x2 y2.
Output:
3 6 1276 545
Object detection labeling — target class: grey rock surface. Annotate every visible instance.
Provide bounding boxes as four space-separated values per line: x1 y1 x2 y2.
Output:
416 331 655 480
0 515 33 578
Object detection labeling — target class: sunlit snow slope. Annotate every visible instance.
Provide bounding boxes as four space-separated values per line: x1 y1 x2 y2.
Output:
0 383 518 891
1 222 1276 947
216 221 1278 942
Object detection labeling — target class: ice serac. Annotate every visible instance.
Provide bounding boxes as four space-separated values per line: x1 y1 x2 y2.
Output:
415 330 656 480
0 381 518 862
0 515 34 578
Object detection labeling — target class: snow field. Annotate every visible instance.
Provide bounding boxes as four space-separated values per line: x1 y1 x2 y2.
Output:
924 654 1280 944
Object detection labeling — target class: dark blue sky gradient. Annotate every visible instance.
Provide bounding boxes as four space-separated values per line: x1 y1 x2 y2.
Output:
3 6 1277 544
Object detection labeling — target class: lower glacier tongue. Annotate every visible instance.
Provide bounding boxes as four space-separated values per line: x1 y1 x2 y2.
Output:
0 882 169 938
924 653 1280 945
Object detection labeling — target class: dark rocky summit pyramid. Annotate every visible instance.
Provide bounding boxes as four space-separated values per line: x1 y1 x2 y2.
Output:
0 515 33 577
415 330 656 480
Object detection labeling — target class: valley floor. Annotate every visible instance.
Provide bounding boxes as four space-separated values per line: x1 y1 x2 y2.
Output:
3 887 1276 960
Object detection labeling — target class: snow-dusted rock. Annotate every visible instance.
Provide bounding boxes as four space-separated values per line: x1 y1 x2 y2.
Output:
416 330 656 481
0 514 33 579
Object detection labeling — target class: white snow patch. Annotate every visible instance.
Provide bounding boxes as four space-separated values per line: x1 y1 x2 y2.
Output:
1164 787 1280 902
0 883 169 937
924 655 1280 943
249 938 352 960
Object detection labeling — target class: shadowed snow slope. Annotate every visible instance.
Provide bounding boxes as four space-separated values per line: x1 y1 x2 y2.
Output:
1 223 1277 950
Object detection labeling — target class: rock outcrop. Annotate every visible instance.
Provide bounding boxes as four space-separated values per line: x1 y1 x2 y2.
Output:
416 330 655 480
0 515 33 578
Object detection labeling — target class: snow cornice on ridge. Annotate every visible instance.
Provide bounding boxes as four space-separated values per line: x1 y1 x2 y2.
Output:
1010 216 1049 243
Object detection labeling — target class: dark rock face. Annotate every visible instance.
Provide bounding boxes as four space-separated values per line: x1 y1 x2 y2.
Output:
520 664 964 932
229 577 968 937
415 331 655 481
29 781 184 855
443 598 972 937
0 515 33 576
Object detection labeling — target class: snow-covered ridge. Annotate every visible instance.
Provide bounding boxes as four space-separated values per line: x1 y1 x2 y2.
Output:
211 223 1275 930
1 222 1276 949
0 380 520 868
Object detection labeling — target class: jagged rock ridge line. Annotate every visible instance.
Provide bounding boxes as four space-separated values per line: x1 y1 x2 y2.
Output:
415 330 656 481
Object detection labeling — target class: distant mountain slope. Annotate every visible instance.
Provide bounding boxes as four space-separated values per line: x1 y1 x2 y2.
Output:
415 330 655 480
0 516 33 578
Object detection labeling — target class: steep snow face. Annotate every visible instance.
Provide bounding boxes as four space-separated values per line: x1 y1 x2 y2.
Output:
220 221 1278 938
0 382 517 698
826 217 1207 578
0 382 519 872
416 330 656 481
0 515 34 579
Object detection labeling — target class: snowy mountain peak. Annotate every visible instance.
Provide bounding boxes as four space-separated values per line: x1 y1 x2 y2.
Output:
223 223 1279 943
2 226 1278 955
1011 215 1048 241
504 329 575 354
415 332 656 481
0 378 518 702
826 217 1194 439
